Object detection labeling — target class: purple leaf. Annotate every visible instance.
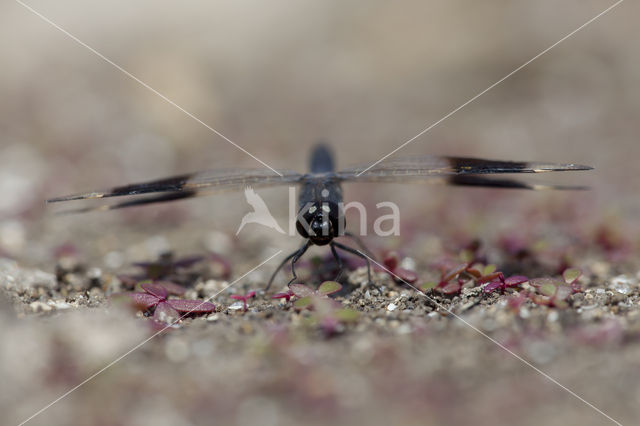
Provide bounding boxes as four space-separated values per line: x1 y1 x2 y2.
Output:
153 301 180 323
289 284 315 298
272 291 294 302
172 255 205 269
140 282 168 299
504 276 528 287
395 267 418 284
439 280 462 295
167 299 216 314
483 280 502 293
129 292 161 309
442 263 468 282
155 281 186 296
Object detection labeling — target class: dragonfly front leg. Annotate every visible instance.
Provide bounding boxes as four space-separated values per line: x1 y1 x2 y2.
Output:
330 242 345 283
265 250 298 292
332 241 381 293
286 240 312 287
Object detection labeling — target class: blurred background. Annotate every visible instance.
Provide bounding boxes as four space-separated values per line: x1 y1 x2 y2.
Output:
1 1 639 425
1 0 638 265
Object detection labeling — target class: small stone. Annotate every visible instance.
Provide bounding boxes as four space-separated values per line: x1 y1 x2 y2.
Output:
48 300 72 310
228 301 245 311
609 275 633 295
29 301 52 313
387 303 398 312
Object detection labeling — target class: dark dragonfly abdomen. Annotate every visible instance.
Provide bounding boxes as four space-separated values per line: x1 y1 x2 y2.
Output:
309 143 335 173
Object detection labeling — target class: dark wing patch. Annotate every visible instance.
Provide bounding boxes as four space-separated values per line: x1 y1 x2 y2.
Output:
47 169 304 203
337 156 592 182
447 175 589 190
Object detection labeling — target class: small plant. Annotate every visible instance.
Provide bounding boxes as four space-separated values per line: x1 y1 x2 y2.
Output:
525 268 583 308
290 281 342 310
129 281 215 324
482 275 529 294
420 261 529 296
271 289 295 303
286 281 359 337
377 251 418 284
230 290 257 312
562 268 582 293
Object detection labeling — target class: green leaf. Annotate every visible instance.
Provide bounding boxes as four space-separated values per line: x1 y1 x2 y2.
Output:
483 264 497 275
335 308 360 322
540 283 557 297
420 282 438 291
563 268 582 284
294 296 313 309
318 281 342 296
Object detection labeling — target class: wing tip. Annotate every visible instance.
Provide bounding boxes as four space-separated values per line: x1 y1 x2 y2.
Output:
532 163 593 172
47 193 105 203
532 184 591 191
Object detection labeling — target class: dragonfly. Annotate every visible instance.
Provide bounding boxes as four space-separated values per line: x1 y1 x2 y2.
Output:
47 144 592 290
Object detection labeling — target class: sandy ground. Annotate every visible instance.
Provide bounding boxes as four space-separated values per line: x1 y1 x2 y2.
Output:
1 1 640 425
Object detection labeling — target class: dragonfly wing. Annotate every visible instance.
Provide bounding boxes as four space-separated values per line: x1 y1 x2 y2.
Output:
337 156 592 182
47 169 304 203
446 175 589 190
53 190 201 214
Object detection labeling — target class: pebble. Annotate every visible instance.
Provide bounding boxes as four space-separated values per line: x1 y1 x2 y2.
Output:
228 301 245 311
609 275 634 295
29 301 52 313
48 300 72 310
387 303 398 312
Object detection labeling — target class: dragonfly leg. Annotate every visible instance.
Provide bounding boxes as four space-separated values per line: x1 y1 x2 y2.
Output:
286 241 312 287
329 242 344 282
332 241 381 292
266 243 305 291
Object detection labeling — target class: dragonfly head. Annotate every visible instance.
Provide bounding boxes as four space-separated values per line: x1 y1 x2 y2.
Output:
296 201 343 246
